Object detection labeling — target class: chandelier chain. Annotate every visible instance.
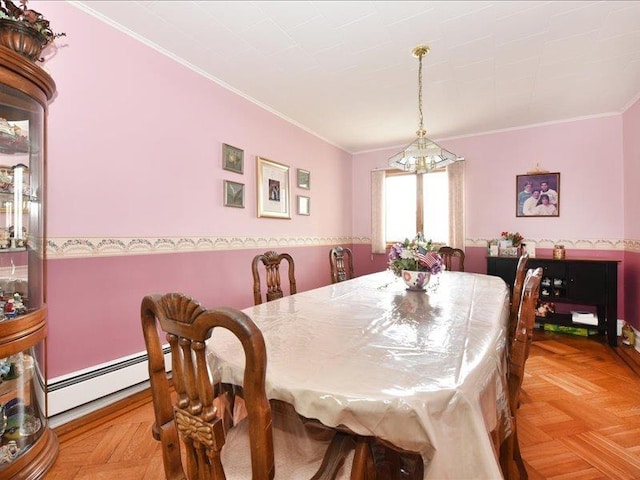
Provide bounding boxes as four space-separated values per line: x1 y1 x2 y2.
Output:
387 44 464 173
417 51 424 133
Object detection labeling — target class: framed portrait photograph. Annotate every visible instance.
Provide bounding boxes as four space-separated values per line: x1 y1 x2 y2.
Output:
297 168 310 189
223 180 244 208
516 172 560 217
257 157 291 219
222 143 244 174
297 195 310 215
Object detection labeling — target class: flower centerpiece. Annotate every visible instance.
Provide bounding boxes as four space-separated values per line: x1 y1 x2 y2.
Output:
500 231 523 247
498 231 524 257
388 234 444 290
0 0 66 62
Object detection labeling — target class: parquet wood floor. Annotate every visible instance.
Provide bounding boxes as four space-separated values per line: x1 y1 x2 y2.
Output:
43 332 640 479
520 333 640 480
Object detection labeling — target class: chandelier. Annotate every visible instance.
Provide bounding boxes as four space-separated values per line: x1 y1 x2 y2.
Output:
389 45 464 174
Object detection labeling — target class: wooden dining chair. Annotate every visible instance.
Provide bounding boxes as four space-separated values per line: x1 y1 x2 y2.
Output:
141 292 356 479
500 267 542 480
252 250 296 306
509 253 530 342
438 246 465 272
329 246 354 284
355 437 423 479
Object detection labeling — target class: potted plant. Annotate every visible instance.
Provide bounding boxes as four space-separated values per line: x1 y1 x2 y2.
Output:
0 0 65 62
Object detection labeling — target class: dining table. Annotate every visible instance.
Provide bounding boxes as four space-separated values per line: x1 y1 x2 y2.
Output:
206 270 512 479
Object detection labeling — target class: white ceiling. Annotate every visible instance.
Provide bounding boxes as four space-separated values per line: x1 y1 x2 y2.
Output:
73 1 640 154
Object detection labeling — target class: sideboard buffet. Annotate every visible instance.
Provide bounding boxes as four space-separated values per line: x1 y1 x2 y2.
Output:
0 47 58 477
486 256 619 347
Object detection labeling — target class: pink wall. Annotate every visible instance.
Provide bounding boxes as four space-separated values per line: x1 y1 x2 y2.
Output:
623 96 640 329
46 245 345 377
623 97 640 240
623 251 640 329
353 116 624 241
43 3 352 239
37 2 354 377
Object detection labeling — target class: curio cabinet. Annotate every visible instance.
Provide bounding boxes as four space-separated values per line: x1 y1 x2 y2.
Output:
0 46 58 478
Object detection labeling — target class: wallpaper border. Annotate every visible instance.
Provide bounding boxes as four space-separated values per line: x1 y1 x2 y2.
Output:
45 235 638 259
465 237 629 251
46 235 371 259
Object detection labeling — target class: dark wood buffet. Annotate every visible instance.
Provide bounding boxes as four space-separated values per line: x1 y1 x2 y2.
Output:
486 256 620 346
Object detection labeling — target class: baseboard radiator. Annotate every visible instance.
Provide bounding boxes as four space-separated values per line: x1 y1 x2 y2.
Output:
48 347 170 422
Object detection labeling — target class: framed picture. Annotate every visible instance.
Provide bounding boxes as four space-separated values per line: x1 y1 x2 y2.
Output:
297 168 310 189
257 157 291 219
223 180 244 208
222 143 244 174
516 172 560 217
297 195 310 215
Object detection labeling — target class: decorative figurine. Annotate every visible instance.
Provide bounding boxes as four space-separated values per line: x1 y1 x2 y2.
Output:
12 293 25 315
0 440 18 464
622 322 636 347
4 298 15 318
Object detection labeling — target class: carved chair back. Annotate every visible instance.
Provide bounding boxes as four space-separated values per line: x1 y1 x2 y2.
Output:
500 267 542 480
509 253 530 342
140 292 274 479
329 246 354 284
438 246 465 272
251 251 297 306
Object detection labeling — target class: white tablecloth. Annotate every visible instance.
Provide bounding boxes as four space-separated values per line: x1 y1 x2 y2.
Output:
207 270 511 479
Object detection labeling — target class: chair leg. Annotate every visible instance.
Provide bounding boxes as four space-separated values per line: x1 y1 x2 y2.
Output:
351 437 376 480
311 432 356 480
370 440 422 480
513 429 528 480
499 433 515 479
499 427 528 480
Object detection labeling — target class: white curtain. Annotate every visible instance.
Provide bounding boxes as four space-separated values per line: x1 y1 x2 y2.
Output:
371 170 386 254
447 161 466 250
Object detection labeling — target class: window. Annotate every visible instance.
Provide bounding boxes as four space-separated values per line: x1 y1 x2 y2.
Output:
371 162 464 254
385 171 449 243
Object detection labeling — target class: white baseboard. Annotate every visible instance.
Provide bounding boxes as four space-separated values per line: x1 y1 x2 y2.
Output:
48 381 152 429
48 347 170 423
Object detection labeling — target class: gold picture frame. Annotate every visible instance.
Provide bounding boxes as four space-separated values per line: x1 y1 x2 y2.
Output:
257 157 290 219
222 143 244 174
223 180 244 208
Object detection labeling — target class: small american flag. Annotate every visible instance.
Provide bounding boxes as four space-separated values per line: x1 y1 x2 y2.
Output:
417 251 439 269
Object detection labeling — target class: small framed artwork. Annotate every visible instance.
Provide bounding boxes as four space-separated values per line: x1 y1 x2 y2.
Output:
223 180 245 208
297 195 310 215
257 157 291 219
516 172 560 217
222 143 244 174
297 169 310 189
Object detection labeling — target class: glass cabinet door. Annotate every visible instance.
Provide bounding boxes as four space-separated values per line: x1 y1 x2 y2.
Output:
0 326 47 469
0 49 57 477
0 84 44 314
